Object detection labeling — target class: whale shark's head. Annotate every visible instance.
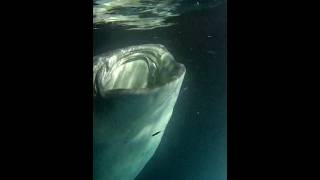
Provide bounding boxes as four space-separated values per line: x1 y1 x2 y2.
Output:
93 44 185 97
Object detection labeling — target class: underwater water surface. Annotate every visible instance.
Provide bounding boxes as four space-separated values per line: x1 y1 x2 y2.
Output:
93 0 226 179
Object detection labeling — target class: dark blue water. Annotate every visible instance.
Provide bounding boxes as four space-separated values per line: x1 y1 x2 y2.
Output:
94 1 226 179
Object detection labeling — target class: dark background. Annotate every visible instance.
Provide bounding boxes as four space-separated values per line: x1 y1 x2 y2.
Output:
94 1 227 179
2 0 317 179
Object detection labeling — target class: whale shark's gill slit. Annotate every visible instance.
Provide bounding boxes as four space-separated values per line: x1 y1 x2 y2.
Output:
152 131 162 137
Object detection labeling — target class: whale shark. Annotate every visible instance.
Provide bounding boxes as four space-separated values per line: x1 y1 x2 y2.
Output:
93 44 186 180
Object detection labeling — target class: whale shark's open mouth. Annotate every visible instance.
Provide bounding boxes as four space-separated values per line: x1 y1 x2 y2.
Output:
93 44 185 96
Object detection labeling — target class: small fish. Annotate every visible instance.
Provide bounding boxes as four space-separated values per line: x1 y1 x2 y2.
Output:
152 131 161 136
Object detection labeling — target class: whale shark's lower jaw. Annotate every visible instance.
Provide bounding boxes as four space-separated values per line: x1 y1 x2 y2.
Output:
93 44 186 180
